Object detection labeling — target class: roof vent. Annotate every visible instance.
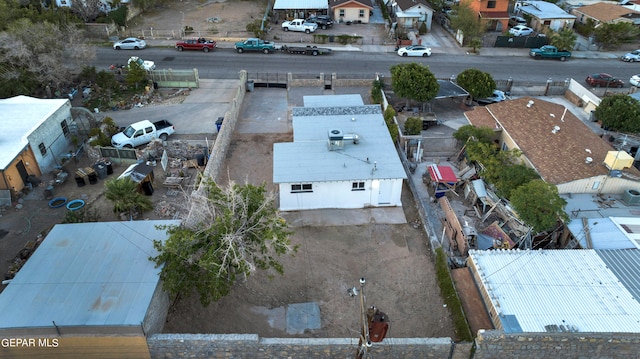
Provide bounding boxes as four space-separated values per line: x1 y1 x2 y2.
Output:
527 100 534 108
551 126 560 134
585 157 593 164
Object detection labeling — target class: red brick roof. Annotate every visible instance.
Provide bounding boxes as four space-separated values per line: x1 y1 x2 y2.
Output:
465 97 618 185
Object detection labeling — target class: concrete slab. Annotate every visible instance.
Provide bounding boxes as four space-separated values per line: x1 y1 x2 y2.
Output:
250 305 286 332
282 207 407 227
286 302 321 335
236 87 291 134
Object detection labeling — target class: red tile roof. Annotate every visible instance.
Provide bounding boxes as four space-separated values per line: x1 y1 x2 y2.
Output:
465 97 620 185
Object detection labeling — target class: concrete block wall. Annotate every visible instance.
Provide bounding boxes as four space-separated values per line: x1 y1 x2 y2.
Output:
474 330 640 359
142 280 170 335
147 334 453 359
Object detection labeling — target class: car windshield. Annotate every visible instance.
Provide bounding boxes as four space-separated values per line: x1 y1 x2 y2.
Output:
123 125 136 138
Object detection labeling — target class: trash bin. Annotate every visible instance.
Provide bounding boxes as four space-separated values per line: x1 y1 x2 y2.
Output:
75 176 86 187
94 164 108 179
88 173 98 185
105 161 113 175
196 154 205 167
329 35 335 43
246 80 254 92
216 117 224 132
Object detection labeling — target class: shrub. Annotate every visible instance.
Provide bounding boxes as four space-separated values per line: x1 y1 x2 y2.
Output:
404 117 423 135
370 79 383 104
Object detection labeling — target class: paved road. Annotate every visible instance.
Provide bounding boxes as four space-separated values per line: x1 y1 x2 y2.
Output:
96 39 634 84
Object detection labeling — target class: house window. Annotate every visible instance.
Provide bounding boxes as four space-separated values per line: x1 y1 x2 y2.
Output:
487 1 496 8
38 143 47 156
339 9 345 17
61 120 69 137
501 142 508 151
291 183 313 193
359 9 365 17
352 182 365 191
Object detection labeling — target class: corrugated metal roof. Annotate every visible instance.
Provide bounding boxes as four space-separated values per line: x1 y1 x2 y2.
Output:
274 0 328 10
0 95 69 170
469 249 640 333
562 193 640 249
520 0 576 19
596 249 640 303
273 97 406 183
0 220 179 330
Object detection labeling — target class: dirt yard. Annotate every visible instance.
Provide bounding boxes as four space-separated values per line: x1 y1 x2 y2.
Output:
164 134 456 339
0 0 457 340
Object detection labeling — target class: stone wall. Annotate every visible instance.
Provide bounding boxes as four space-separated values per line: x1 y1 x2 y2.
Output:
147 334 453 359
185 71 246 227
474 330 640 359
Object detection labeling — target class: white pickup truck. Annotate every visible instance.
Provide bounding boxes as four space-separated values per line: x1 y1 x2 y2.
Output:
281 19 317 34
111 120 175 148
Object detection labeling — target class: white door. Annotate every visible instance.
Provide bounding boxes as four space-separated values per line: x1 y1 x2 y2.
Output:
378 180 392 205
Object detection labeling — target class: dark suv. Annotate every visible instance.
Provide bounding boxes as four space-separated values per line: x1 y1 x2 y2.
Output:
305 15 334 29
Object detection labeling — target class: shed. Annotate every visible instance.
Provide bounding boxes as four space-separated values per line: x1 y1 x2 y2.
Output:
0 220 179 358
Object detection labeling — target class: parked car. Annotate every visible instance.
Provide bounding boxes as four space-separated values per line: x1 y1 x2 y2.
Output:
529 45 571 61
305 15 333 29
509 16 527 27
281 19 317 33
397 45 432 57
111 120 175 148
509 25 534 37
621 49 640 62
476 90 507 106
234 38 279 54
585 73 624 88
113 37 147 50
630 74 640 87
128 56 155 71
175 38 217 52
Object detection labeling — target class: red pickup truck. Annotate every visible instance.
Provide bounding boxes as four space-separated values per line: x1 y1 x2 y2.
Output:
175 38 217 52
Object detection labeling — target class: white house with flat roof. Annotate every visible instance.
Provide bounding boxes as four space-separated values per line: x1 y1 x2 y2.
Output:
0 95 74 195
273 95 406 211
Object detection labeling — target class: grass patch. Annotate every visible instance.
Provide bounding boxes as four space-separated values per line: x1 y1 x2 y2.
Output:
435 247 473 342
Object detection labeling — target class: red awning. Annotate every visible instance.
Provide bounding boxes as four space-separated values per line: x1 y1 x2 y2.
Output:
428 164 458 183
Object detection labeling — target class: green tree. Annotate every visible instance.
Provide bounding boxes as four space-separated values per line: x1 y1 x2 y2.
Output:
492 164 540 199
370 79 383 104
510 179 568 232
594 94 640 133
456 69 496 104
404 117 423 135
151 179 297 306
384 105 399 143
548 28 577 52
450 2 485 47
104 177 153 218
126 60 148 88
390 63 439 109
594 22 640 50
453 124 495 144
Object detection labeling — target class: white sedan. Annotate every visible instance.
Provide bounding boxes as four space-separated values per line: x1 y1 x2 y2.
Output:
509 25 534 37
630 74 640 87
397 45 432 57
113 37 147 50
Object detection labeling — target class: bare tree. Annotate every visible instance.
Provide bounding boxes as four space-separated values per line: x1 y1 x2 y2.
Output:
0 18 95 90
71 0 104 22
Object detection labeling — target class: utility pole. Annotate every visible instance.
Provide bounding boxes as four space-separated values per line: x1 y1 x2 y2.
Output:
354 278 371 359
350 278 389 359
